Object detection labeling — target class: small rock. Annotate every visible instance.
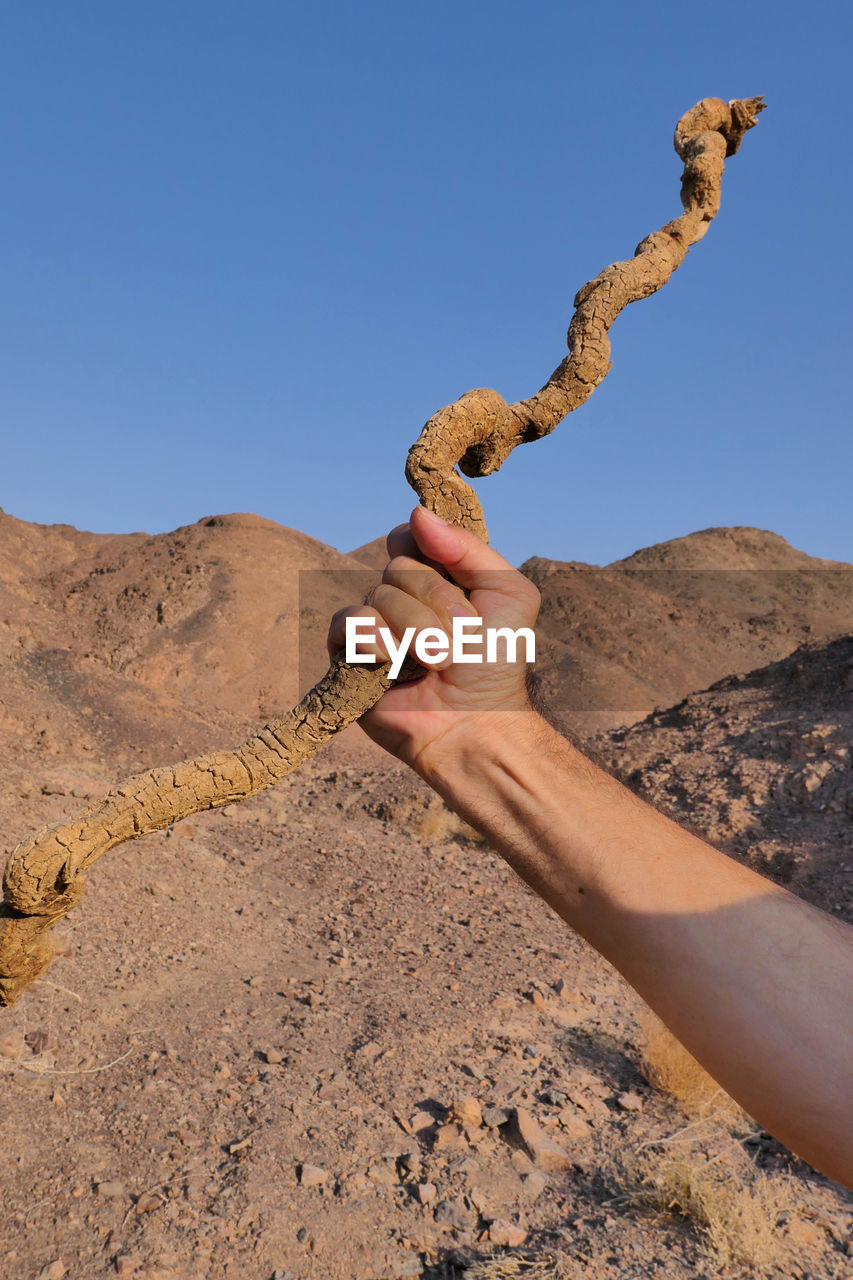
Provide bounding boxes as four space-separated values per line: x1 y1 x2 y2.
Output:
0 1030 27 1060
557 1110 592 1142
227 1135 253 1154
541 1087 568 1108
482 1105 511 1129
416 1182 437 1205
529 989 547 1011
391 1254 423 1277
37 1263 67 1280
510 1108 571 1172
367 1162 397 1186
566 1087 610 1117
399 1152 422 1178
264 1048 284 1065
433 1122 463 1150
468 1186 496 1218
434 1197 473 1231
617 1090 644 1112
95 1181 126 1199
451 1096 483 1127
297 1164 327 1187
409 1110 436 1133
25 1029 57 1055
510 1149 535 1175
135 1192 164 1215
521 1169 548 1200
488 1220 528 1247
114 1256 139 1276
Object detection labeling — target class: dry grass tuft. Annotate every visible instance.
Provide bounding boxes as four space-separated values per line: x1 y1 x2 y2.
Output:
638 1010 742 1121
463 1253 573 1278
632 1153 800 1272
629 1014 808 1273
418 799 487 846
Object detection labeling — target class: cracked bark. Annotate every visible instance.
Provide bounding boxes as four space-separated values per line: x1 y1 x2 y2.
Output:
0 96 764 1007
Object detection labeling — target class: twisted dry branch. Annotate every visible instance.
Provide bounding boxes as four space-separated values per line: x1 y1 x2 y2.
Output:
0 96 764 1007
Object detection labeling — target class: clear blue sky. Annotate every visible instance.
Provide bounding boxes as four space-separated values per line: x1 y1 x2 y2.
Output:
2 2 851 567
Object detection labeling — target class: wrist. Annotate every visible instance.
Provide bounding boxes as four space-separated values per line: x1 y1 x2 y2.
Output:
414 704 555 796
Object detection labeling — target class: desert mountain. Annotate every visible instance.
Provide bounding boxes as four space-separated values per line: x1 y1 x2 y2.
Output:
527 526 852 734
0 509 377 766
1 510 850 773
347 534 390 571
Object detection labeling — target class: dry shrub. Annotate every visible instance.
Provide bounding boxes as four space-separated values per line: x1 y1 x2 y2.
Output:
634 1154 799 1273
638 1010 742 1122
418 799 487 846
463 1254 575 1279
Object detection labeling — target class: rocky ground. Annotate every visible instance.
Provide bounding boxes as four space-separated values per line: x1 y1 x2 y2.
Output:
1 511 851 1278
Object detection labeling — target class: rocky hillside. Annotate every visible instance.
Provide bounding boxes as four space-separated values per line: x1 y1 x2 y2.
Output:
0 509 378 766
595 634 853 921
527 526 852 735
2 511 849 773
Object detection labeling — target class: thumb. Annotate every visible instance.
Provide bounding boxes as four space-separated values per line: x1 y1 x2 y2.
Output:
409 506 536 607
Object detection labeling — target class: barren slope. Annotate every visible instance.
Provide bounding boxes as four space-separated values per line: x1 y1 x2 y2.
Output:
0 509 378 768
2 648 851 1279
528 526 852 734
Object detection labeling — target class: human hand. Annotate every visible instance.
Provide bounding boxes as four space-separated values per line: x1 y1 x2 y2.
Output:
327 506 540 777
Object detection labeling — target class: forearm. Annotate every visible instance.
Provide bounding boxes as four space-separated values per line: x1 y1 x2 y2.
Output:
420 711 853 1185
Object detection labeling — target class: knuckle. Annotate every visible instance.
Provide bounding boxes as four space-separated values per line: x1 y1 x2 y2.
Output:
517 575 541 610
434 583 470 621
383 555 422 587
419 575 449 611
371 582 398 614
381 558 402 586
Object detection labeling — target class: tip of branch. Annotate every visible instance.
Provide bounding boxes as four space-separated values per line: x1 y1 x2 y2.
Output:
726 96 766 154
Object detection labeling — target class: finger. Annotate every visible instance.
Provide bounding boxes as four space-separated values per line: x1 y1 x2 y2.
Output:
367 582 459 673
386 523 416 559
327 605 391 663
409 506 540 611
368 582 443 644
386 522 446 575
382 555 477 629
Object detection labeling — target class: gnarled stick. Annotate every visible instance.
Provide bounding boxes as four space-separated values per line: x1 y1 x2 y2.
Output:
407 96 764 536
0 96 764 1007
